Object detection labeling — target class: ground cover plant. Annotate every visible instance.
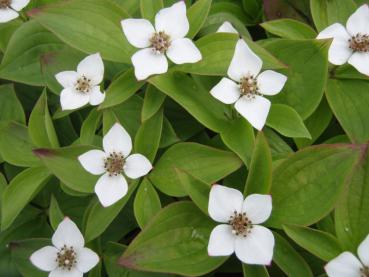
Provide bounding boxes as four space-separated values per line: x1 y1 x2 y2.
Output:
0 0 369 276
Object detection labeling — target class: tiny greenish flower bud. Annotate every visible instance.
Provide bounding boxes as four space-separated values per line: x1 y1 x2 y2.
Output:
349 33 369 53
150 31 171 54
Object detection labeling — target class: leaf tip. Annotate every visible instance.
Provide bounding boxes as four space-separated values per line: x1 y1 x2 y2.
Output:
27 7 43 17
118 255 137 269
33 148 54 157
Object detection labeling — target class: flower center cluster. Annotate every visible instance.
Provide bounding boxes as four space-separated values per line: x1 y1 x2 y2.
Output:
229 211 253 237
0 0 11 9
56 245 77 271
150 31 171 54
239 74 260 100
349 33 369 53
75 76 92 93
361 266 369 277
104 152 125 176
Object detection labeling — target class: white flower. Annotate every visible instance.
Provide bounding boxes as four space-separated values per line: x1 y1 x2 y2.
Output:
317 4 369 75
121 1 202 80
78 123 152 207
217 21 238 34
30 217 99 277
210 39 287 130
207 185 274 265
0 0 29 23
55 53 105 110
325 234 369 277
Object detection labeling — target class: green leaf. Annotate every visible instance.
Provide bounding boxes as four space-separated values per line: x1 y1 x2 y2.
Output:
0 19 22 52
33 145 98 193
273 232 313 277
310 0 357 31
49 195 64 230
99 69 144 109
30 0 134 63
268 144 360 228
326 79 369 144
0 84 25 124
283 225 342 261
28 90 59 148
266 104 311 138
0 122 42 167
0 20 64 86
140 0 163 21
261 19 317 39
187 0 212 39
1 167 51 230
84 181 139 242
134 108 163 162
244 132 272 195
80 108 102 145
149 142 242 196
264 128 293 160
134 178 161 229
243 264 270 277
119 201 226 276
141 85 166 122
262 39 329 119
242 0 263 24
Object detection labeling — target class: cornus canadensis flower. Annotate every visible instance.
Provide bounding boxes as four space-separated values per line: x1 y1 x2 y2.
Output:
317 5 369 76
210 39 287 130
55 53 105 110
325 234 369 277
207 185 275 265
121 1 202 80
217 21 238 34
78 123 152 207
0 0 29 23
30 217 99 277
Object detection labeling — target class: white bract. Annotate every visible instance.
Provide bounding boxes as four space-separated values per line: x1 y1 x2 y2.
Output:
121 1 202 80
78 123 152 207
217 21 238 34
210 39 287 130
30 217 99 277
207 185 275 265
55 53 105 111
325 234 369 277
0 0 29 23
317 4 369 75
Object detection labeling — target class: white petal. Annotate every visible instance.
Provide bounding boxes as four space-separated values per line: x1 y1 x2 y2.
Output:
124 154 152 179
217 21 238 34
257 70 287 96
0 8 19 23
155 1 189 40
208 184 244 223
242 194 272 224
49 268 83 277
55 71 78 89
131 48 168 80
317 23 350 40
358 234 369 266
166 38 202 64
348 52 369 76
208 224 235 256
95 173 128 207
103 123 132 157
325 252 363 277
78 150 106 175
60 87 89 111
89 86 105 106
30 246 58 272
76 247 99 273
210 77 240 104
52 218 84 249
121 19 155 48
227 39 262 82
235 225 275 265
235 95 271 131
77 53 104 85
346 4 369 36
10 0 30 11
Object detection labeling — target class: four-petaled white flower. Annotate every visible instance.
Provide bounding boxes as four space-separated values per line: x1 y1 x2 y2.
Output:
78 123 152 207
317 4 369 76
210 39 287 130
0 0 29 23
121 1 202 80
217 21 238 34
55 53 105 111
30 217 99 277
207 185 275 265
325 234 369 277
